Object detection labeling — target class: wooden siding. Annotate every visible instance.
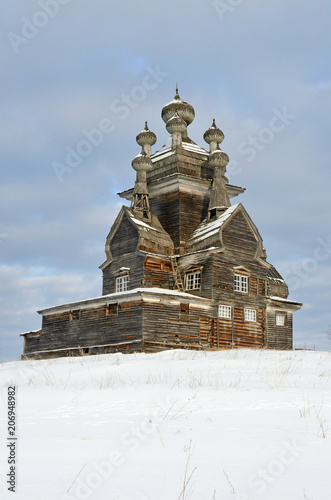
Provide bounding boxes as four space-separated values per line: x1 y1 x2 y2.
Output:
142 300 214 352
222 211 258 258
265 307 293 349
199 307 264 349
232 306 264 348
24 301 143 358
144 257 175 289
259 279 266 296
148 153 212 254
102 253 145 295
110 215 138 258
149 192 181 252
147 149 213 184
179 191 210 252
22 332 41 355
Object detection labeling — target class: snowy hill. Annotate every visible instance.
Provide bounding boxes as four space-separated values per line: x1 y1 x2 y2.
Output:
0 349 331 500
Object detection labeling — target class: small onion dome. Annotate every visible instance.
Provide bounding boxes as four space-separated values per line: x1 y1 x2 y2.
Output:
161 87 195 126
136 121 156 147
131 151 153 172
166 112 187 135
203 119 224 146
209 148 229 169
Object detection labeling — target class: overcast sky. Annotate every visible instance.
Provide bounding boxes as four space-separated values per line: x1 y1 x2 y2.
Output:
1 0 331 361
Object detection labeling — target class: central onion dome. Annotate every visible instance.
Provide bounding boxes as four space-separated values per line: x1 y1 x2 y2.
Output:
166 111 187 135
161 87 195 126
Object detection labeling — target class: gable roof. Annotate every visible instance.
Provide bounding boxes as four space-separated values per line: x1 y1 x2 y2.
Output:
102 206 174 265
185 203 266 260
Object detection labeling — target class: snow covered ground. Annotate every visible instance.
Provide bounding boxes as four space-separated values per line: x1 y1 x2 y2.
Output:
0 349 331 500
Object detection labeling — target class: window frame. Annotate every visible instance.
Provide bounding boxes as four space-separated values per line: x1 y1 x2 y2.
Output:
234 274 249 293
218 304 232 319
185 270 201 291
275 311 287 326
244 308 257 322
115 274 130 293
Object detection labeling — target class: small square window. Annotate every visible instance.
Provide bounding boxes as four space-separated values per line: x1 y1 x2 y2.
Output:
275 312 287 326
180 303 189 314
219 305 232 319
185 271 201 290
106 303 118 316
116 275 130 293
244 308 256 322
70 310 80 321
234 274 248 293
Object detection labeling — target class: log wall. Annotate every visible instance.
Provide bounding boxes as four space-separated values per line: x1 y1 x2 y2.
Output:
142 299 214 352
265 307 293 350
148 151 212 254
143 257 175 289
23 300 143 358
102 253 145 295
110 215 138 258
222 211 258 258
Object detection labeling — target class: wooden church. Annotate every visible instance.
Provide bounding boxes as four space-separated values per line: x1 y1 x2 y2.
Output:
21 90 302 359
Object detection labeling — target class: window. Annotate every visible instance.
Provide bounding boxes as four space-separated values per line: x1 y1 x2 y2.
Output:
180 303 189 314
234 274 248 293
276 312 287 326
70 310 80 321
106 303 118 316
185 271 201 290
244 308 256 322
116 275 129 292
218 305 232 319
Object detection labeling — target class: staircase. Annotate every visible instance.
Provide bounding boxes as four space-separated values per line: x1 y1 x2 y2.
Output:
170 256 184 292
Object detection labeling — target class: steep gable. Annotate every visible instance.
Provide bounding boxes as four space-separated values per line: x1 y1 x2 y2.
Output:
103 206 174 263
185 204 265 261
109 210 139 259
105 208 139 260
222 209 260 258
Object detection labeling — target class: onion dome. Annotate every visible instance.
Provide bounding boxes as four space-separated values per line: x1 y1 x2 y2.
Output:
131 151 153 172
203 119 224 146
209 147 229 169
161 87 195 126
136 121 156 147
166 112 187 135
